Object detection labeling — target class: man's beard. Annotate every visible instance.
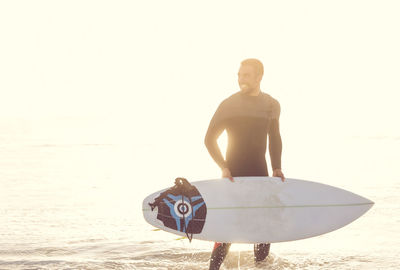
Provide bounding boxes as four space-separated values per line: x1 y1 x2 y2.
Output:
240 84 254 94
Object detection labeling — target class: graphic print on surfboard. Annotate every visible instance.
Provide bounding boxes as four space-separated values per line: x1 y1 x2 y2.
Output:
148 178 207 240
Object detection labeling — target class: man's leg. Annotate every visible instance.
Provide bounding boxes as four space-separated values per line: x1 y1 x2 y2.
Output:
209 242 231 270
254 243 270 262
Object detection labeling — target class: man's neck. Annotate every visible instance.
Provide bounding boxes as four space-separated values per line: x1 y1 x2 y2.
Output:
248 88 261 96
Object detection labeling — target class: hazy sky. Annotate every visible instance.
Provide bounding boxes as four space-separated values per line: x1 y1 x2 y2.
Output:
1 0 399 138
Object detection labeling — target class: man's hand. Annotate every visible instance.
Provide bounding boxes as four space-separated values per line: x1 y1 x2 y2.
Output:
273 169 285 182
222 168 234 182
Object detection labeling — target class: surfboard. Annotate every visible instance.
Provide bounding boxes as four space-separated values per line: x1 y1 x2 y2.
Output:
142 177 374 243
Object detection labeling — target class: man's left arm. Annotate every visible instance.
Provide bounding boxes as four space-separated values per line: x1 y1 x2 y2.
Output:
269 118 285 181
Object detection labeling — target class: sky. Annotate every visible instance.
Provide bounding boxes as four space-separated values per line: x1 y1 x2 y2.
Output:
1 0 399 151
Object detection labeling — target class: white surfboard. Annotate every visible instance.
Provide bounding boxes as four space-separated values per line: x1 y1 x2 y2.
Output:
142 177 374 243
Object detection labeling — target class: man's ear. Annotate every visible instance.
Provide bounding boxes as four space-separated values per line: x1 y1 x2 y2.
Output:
257 73 263 83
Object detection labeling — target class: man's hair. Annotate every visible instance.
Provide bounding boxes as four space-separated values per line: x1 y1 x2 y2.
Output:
241 58 264 76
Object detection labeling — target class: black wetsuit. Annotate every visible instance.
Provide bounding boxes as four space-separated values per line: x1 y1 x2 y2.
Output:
204 91 282 270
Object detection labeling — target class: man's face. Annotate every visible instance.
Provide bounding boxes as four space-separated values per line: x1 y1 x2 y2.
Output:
238 64 262 94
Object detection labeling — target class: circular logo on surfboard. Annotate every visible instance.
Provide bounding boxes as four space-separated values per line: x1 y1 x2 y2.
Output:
174 200 192 218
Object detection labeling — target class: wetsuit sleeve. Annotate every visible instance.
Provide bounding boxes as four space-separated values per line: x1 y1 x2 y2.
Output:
269 119 282 170
204 105 228 170
268 101 282 170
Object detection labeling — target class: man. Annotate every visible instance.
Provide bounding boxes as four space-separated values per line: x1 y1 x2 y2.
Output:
204 58 285 270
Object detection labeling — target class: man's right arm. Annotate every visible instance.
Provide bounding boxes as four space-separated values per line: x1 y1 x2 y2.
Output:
205 102 234 181
204 123 227 170
204 127 234 181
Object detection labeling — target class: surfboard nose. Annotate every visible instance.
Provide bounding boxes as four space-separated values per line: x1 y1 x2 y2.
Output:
355 193 374 208
364 197 374 210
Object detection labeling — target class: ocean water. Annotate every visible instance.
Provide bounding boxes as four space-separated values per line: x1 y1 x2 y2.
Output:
1 118 399 270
